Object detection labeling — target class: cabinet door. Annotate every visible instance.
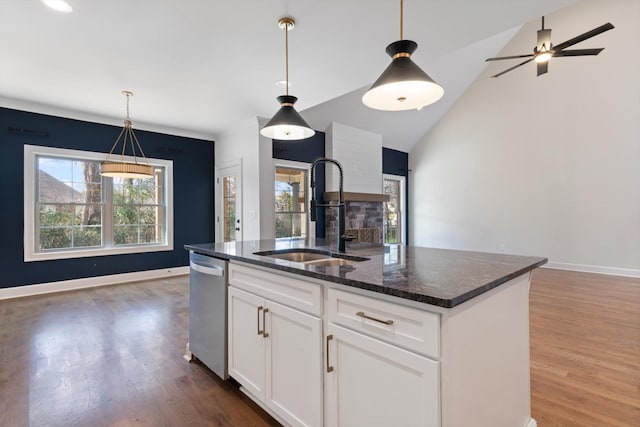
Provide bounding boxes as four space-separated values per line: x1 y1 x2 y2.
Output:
325 323 440 427
228 286 266 400
265 300 323 427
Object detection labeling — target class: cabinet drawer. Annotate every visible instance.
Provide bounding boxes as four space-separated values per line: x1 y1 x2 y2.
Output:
327 288 440 359
229 263 322 316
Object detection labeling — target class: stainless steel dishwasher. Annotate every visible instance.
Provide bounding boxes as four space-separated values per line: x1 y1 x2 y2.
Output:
188 251 228 379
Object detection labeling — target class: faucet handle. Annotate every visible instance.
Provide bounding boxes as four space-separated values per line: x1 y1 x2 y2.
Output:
310 199 317 221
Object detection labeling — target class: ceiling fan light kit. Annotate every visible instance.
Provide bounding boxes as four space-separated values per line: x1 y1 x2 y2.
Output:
486 16 614 78
362 0 444 111
100 91 155 180
260 17 315 141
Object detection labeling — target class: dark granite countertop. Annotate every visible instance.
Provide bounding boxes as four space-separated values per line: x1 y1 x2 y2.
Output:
185 239 547 308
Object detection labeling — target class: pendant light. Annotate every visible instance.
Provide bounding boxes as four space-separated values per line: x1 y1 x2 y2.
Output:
260 17 315 140
101 91 154 179
362 0 444 111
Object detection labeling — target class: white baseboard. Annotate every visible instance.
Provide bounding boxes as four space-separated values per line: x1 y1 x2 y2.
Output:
543 262 640 278
0 266 190 300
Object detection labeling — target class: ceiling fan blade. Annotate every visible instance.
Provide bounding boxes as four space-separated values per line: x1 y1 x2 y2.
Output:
552 22 614 52
537 61 548 76
485 54 533 62
553 48 604 57
537 29 551 52
491 57 535 78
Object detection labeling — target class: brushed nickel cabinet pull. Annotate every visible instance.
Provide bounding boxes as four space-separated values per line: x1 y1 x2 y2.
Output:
263 308 269 338
257 306 264 336
356 311 394 325
326 334 334 373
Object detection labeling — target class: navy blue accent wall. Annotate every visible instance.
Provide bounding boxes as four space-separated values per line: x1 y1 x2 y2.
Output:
382 147 410 245
0 107 214 289
272 132 326 237
383 147 409 177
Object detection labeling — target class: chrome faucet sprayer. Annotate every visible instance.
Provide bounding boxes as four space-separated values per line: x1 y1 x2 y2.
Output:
310 157 354 252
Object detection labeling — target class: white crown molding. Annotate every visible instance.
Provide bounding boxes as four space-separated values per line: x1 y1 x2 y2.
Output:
0 96 215 141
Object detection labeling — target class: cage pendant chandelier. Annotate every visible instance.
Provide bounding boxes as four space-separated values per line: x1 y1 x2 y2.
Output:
362 0 444 111
100 91 154 179
260 17 315 140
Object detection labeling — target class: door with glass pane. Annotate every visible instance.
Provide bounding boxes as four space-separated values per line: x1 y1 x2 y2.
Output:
217 162 242 242
383 175 405 244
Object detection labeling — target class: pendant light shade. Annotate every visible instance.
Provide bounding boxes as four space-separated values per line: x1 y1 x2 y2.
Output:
101 91 154 179
260 17 315 140
260 95 315 140
362 0 444 111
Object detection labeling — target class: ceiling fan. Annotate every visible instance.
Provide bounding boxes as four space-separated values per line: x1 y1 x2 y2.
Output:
486 17 614 78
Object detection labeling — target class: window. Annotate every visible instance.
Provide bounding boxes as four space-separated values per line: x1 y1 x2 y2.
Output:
24 145 173 261
275 166 307 238
383 174 405 244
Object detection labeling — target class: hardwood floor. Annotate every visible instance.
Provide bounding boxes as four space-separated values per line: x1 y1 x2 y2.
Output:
0 269 638 426
530 268 640 427
0 277 279 427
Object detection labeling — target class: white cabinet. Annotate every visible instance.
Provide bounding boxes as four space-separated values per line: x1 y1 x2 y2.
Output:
327 288 440 358
324 288 440 427
324 323 439 427
228 265 323 427
265 299 322 427
228 286 266 399
228 261 534 427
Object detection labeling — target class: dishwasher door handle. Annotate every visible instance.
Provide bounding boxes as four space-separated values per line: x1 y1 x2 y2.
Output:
190 261 225 277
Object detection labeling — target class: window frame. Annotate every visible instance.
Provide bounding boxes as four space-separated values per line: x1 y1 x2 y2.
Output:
24 144 174 262
273 159 314 240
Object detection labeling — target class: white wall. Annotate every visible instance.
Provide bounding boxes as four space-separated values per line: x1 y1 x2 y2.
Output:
326 122 383 193
216 117 262 240
258 116 276 240
410 0 640 276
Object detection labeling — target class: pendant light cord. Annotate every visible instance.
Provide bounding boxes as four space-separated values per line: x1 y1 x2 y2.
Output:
400 0 404 39
125 92 131 121
285 22 289 96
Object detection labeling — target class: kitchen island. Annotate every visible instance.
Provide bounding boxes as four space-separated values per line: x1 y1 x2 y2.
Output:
185 239 546 427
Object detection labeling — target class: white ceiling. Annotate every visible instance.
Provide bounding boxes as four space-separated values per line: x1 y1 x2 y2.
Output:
0 0 579 152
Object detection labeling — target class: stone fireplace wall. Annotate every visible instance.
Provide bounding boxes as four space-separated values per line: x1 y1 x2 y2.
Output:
325 201 384 245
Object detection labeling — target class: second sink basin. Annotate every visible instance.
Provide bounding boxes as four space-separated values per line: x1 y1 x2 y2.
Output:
303 258 355 267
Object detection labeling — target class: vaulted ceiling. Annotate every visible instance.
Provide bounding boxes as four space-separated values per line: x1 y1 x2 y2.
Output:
0 0 579 151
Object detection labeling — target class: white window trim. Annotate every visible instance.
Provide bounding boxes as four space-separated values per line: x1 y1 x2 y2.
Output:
272 159 315 240
24 144 174 262
383 173 406 245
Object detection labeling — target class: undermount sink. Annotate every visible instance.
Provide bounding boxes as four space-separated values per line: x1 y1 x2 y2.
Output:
257 251 332 263
253 249 369 265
